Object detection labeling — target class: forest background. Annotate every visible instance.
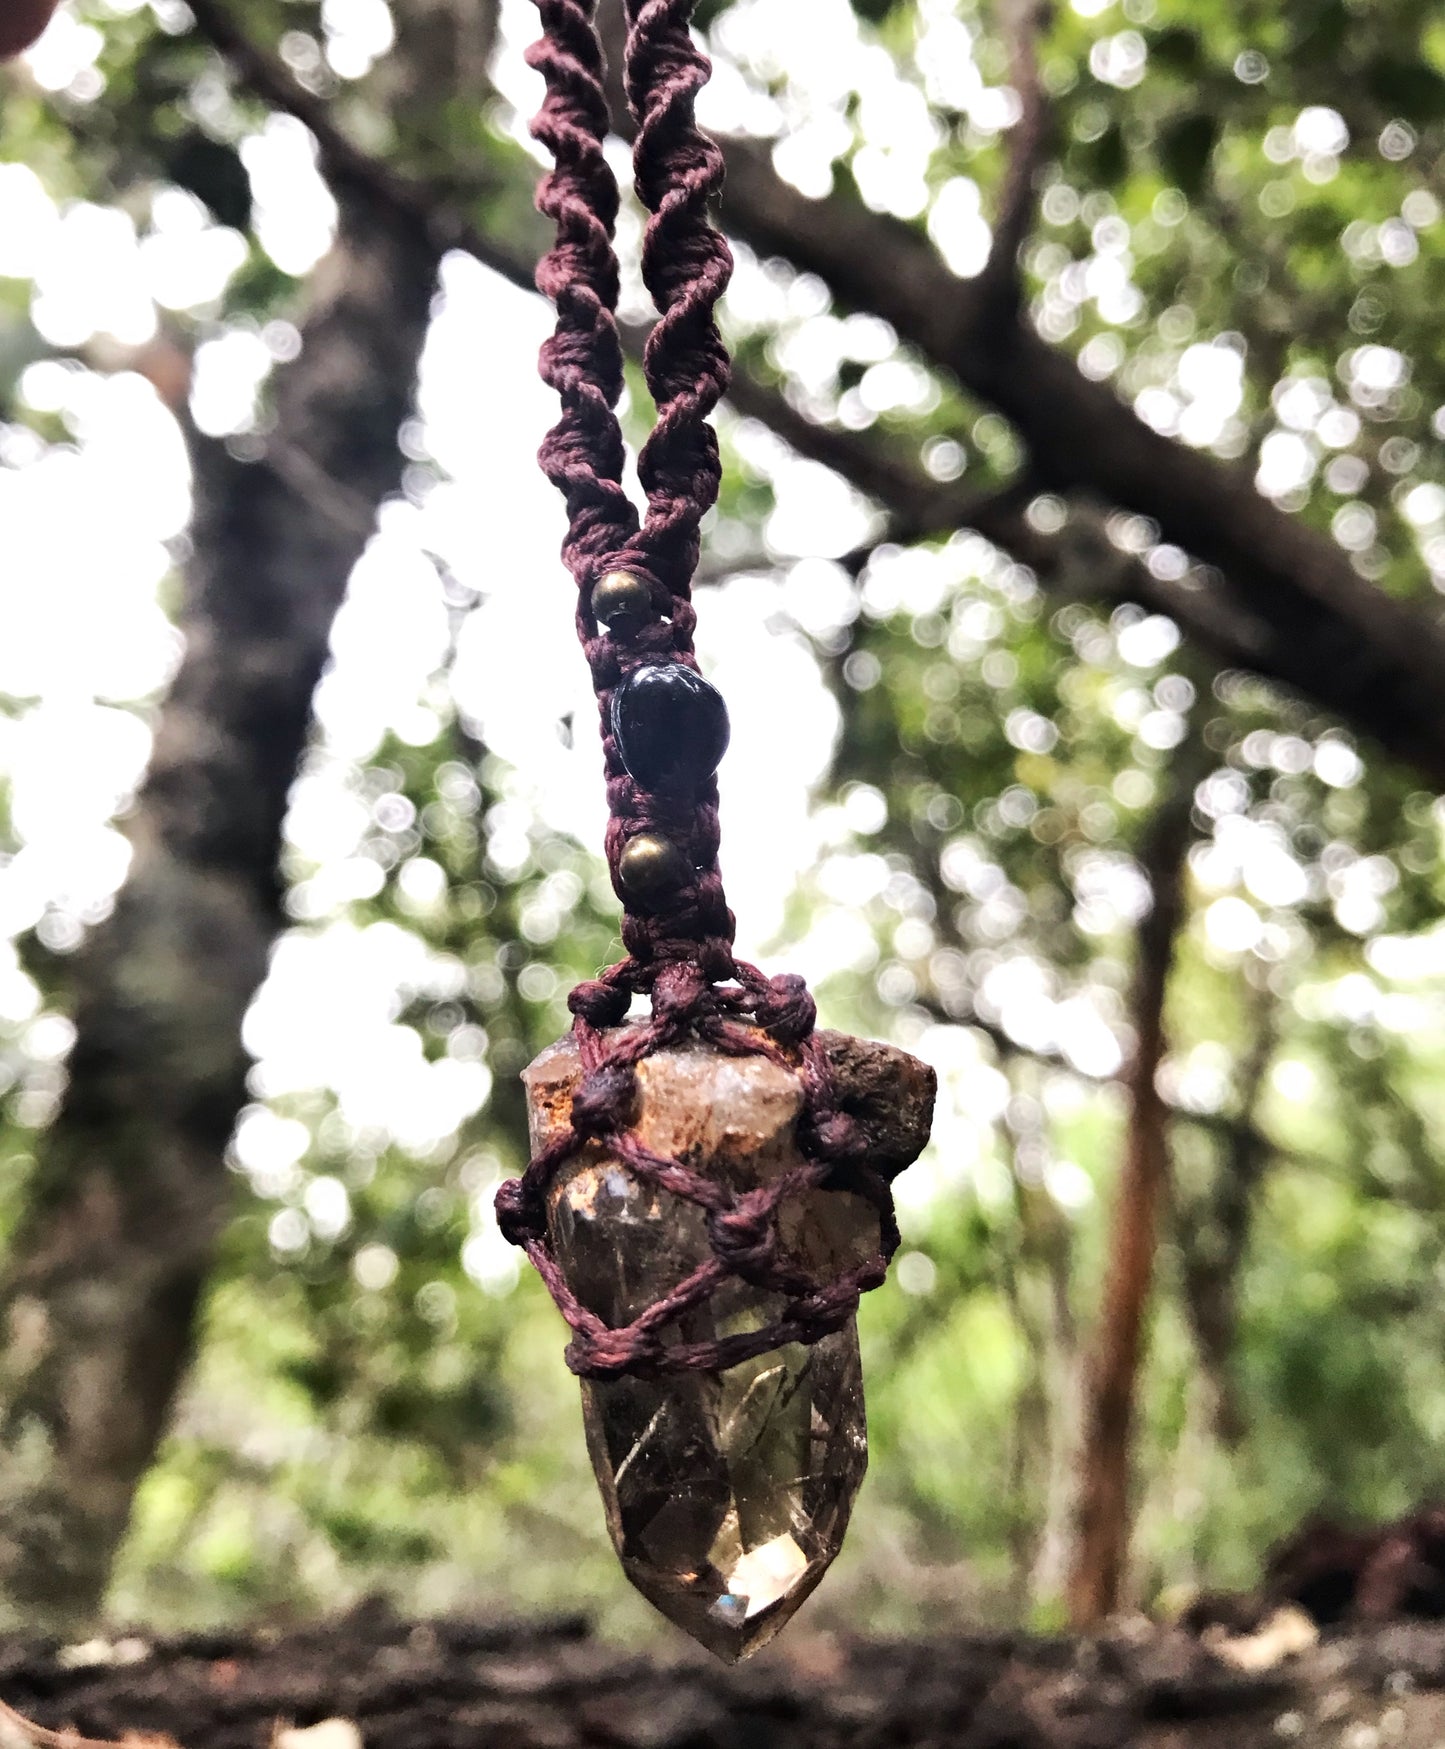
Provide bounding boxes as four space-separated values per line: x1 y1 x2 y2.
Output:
0 0 1443 1655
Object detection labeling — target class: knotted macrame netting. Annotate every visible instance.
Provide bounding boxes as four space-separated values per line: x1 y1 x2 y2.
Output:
494 0 903 1379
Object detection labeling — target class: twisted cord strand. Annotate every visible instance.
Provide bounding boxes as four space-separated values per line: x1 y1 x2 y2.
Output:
578 0 736 969
502 0 906 1378
622 0 733 601
530 0 639 579
529 1 732 967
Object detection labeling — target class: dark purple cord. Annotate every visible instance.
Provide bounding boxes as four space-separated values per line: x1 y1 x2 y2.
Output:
497 0 902 1378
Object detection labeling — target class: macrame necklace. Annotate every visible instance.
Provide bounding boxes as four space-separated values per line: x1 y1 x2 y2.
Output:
495 0 937 1662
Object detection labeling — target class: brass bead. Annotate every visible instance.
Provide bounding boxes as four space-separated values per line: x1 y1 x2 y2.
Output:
618 833 690 906
592 570 655 636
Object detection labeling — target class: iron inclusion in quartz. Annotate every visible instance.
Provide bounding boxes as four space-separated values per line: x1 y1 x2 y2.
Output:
523 1028 936 1662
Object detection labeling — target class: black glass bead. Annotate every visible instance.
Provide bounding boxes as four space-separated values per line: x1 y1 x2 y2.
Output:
610 663 730 794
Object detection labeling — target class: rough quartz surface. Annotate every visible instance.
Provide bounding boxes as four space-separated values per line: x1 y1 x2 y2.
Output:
523 1027 935 1661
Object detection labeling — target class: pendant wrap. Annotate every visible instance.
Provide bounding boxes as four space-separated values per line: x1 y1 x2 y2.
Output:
521 1026 935 1659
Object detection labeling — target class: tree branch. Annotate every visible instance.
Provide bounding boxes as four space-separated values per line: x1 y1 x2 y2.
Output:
973 0 1053 319
714 136 1445 784
184 0 534 299
1066 706 1211 1626
723 366 1291 668
0 1697 140 1749
721 366 1019 544
186 0 1445 783
184 0 1445 773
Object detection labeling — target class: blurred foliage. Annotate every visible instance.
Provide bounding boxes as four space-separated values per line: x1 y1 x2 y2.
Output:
2 0 1445 1647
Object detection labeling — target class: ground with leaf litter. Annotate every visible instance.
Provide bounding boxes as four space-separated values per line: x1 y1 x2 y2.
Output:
9 1597 1445 1749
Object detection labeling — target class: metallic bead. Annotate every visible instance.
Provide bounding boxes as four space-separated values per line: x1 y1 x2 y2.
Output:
592 570 655 637
618 833 690 906
611 663 730 794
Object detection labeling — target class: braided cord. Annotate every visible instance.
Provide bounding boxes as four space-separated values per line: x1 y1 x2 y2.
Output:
604 1 736 965
529 0 638 578
624 0 733 599
501 0 908 1378
531 0 736 976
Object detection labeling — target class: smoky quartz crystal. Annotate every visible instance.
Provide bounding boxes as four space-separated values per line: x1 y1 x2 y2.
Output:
523 1027 935 1661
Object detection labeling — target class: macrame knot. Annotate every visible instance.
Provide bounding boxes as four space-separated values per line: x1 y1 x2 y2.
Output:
796 1288 858 1339
696 938 737 986
572 1324 665 1381
570 1061 637 1136
807 1110 866 1164
752 972 816 1046
650 958 712 1027
706 1189 779 1281
494 1174 541 1248
631 618 679 660
568 978 631 1028
851 1255 889 1295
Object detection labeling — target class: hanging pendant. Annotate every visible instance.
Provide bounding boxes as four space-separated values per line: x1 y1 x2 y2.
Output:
524 1028 935 1661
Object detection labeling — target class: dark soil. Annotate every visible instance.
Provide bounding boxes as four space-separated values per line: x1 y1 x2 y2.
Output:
8 1598 1445 1749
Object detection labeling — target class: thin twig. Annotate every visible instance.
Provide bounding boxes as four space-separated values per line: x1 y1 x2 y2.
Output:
975 0 1054 315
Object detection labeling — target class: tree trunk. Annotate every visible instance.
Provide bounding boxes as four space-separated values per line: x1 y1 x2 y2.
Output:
1066 720 1207 1627
0 198 438 1623
1176 989 1278 1448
